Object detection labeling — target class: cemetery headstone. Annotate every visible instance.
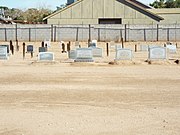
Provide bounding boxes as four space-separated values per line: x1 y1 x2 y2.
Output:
110 41 115 48
149 47 167 60
166 44 176 53
44 40 51 48
75 41 79 47
38 52 54 61
27 45 33 53
74 48 94 62
115 49 133 60
0 46 8 60
92 48 103 57
1 45 9 54
140 45 149 51
39 47 47 53
68 50 76 59
115 45 122 50
89 40 97 48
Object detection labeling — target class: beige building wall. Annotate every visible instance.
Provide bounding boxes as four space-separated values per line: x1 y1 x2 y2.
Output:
149 8 180 24
47 0 159 24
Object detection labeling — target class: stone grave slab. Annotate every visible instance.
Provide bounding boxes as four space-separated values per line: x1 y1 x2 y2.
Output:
0 46 8 60
149 47 167 60
92 48 103 57
115 49 133 60
1 45 10 54
166 45 176 53
68 50 76 59
39 47 47 53
38 52 54 61
27 45 33 53
140 45 149 51
74 48 94 62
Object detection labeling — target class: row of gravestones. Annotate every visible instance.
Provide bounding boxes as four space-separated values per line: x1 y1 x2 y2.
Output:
0 40 177 62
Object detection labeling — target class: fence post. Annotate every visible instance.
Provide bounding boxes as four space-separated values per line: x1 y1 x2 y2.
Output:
29 28 31 42
167 28 169 41
51 24 53 42
15 24 18 41
157 24 159 41
106 43 109 56
88 24 91 43
54 26 56 42
23 42 25 59
4 28 7 41
144 29 146 41
98 28 100 41
76 27 79 41
121 37 124 48
125 24 127 42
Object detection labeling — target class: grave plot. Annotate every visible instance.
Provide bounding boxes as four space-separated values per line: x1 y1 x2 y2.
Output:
38 52 54 61
115 49 133 60
74 48 94 62
148 47 167 60
0 46 8 60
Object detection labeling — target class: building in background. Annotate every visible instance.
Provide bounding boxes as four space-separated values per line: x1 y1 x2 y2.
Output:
43 0 164 24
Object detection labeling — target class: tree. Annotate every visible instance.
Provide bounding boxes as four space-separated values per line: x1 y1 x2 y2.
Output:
150 0 180 8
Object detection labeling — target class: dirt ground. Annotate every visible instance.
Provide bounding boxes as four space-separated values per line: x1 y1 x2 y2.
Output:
0 41 180 135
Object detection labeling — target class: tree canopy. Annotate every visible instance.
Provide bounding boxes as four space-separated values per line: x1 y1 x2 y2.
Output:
150 0 180 8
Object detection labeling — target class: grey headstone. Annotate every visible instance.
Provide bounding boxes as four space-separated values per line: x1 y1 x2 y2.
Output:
166 45 176 53
140 45 149 51
92 48 103 57
115 49 133 60
75 48 94 62
27 45 33 52
0 46 8 60
1 45 9 54
39 47 47 53
89 42 97 48
149 47 167 60
69 50 76 59
38 52 54 61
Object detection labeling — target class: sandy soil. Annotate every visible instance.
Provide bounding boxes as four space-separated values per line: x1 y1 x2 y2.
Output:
0 41 180 135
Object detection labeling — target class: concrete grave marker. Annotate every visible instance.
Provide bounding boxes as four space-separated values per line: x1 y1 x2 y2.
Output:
115 45 122 50
75 48 94 62
0 46 8 60
166 45 176 53
27 45 33 52
115 49 133 60
1 45 10 54
38 52 54 61
39 47 47 53
110 41 115 48
149 47 167 60
68 50 76 59
92 48 103 57
140 45 149 51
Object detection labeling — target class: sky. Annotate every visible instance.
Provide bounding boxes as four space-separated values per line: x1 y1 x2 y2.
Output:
0 0 154 10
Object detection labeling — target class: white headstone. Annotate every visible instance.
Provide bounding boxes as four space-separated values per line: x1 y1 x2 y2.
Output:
38 52 54 61
92 48 103 57
140 45 149 51
75 48 94 62
115 49 133 60
44 39 51 48
115 45 122 50
0 46 8 60
149 47 167 60
166 45 176 53
110 41 115 48
69 50 76 59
